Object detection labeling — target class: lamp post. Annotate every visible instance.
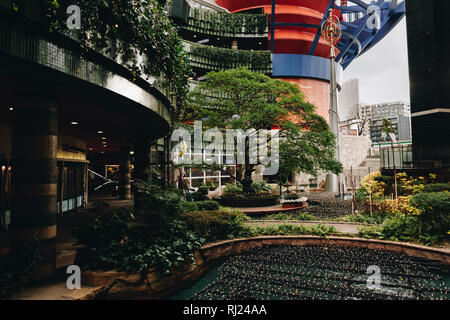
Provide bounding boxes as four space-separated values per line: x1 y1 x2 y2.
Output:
321 9 342 195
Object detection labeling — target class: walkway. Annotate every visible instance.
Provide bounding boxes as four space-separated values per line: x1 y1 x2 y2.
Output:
10 195 133 300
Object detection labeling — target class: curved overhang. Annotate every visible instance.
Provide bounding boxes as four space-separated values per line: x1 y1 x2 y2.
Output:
0 7 173 153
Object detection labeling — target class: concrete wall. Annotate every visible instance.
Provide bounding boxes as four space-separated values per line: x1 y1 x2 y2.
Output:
339 135 372 169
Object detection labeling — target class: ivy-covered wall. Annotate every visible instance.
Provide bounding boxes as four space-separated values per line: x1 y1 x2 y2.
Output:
186 42 272 74
169 0 267 37
186 8 267 37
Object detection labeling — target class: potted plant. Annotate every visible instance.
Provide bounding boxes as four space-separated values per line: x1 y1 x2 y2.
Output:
309 177 318 188
281 195 308 209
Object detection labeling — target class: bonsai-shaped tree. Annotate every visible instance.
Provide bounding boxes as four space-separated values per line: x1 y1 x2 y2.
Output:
186 68 342 194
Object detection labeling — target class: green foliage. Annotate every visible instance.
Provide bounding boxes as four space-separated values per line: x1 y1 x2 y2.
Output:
422 183 450 193
223 181 272 196
381 118 396 139
358 225 383 239
263 212 315 221
183 209 250 242
284 193 299 200
251 181 273 193
197 185 209 195
380 214 418 241
0 240 41 298
183 201 199 213
264 213 295 220
358 214 418 242
190 43 272 72
251 223 336 239
191 192 209 201
355 186 368 202
223 182 243 195
187 68 341 190
410 192 450 236
187 8 267 36
418 234 444 246
11 0 191 120
74 210 204 274
279 128 342 179
374 175 395 185
195 200 220 211
133 180 187 227
340 213 386 225
295 212 316 221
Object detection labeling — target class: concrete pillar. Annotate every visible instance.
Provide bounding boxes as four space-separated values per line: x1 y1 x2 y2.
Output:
133 138 151 210
10 98 58 281
118 147 131 200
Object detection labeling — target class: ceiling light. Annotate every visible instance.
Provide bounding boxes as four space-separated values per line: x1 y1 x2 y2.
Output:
97 130 103 134
9 107 13 111
71 121 79 125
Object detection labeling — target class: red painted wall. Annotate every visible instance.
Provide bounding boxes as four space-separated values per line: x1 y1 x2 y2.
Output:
215 1 336 123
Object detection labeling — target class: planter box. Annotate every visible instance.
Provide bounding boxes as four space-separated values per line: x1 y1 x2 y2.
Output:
282 203 301 209
215 196 279 208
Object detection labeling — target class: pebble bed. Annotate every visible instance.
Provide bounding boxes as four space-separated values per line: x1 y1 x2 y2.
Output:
189 245 449 300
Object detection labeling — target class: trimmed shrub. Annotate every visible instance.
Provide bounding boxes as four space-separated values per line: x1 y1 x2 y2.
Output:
195 200 220 211
197 186 209 195
183 201 199 213
380 214 418 241
284 193 299 200
191 192 208 201
410 192 450 236
223 182 243 195
251 181 272 193
422 183 450 193
182 209 250 242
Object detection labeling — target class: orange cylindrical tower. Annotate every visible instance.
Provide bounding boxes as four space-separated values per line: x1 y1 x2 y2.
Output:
216 0 344 123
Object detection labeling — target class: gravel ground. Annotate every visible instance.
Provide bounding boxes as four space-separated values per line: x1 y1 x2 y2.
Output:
296 192 359 219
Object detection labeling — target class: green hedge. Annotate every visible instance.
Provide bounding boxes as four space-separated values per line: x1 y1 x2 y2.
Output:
187 8 267 36
182 209 249 242
422 183 450 193
183 200 220 212
190 43 272 71
410 192 450 236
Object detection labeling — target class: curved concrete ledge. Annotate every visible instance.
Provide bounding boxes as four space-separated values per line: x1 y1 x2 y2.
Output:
200 236 450 267
80 235 450 299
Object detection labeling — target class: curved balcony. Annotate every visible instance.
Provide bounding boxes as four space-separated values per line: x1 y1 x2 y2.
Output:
0 4 173 152
184 41 272 74
170 0 268 38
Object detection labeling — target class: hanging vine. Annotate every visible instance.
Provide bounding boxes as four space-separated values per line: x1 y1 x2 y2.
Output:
9 0 191 120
